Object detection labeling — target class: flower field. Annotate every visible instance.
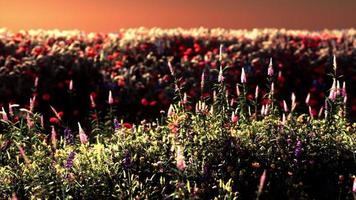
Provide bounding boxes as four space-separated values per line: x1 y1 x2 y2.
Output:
0 28 355 199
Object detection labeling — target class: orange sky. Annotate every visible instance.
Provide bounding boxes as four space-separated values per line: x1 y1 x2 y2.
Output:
0 0 355 32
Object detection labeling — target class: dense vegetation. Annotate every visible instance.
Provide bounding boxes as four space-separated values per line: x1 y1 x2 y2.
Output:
0 28 355 199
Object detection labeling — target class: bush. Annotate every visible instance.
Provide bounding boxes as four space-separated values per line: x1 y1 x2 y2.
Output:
0 56 355 198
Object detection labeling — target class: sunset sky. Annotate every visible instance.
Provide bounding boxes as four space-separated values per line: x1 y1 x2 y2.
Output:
0 0 355 32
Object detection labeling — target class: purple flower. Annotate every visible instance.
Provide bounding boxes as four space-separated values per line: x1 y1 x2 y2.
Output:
294 140 302 158
64 128 73 145
65 152 76 169
113 118 120 130
122 150 132 169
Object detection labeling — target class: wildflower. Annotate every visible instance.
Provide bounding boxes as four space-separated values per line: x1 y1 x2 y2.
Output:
78 122 88 144
268 58 274 76
34 76 39 88
282 113 286 124
201 71 205 91
26 113 34 128
291 92 296 111
1 107 8 121
69 79 73 91
283 100 288 112
183 93 188 104
167 104 174 117
176 145 186 171
231 112 239 124
261 105 265 116
108 90 114 105
265 104 270 115
255 85 259 99
90 93 96 108
308 106 314 119
270 82 275 95
42 93 51 101
294 140 302 158
219 44 223 61
141 98 149 106
341 81 346 97
305 93 310 105
236 84 241 97
318 107 324 118
333 54 337 72
65 151 76 169
122 150 132 169
11 193 18 200
50 105 62 120
241 67 247 83
257 170 267 195
149 100 157 106
113 118 120 130
64 128 73 145
218 65 224 83
353 177 356 193
123 123 132 129
40 115 44 128
168 61 175 76
51 126 57 149
29 96 36 112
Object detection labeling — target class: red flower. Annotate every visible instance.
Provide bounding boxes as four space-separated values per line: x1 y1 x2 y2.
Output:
149 101 157 106
123 123 132 129
42 93 51 101
141 98 149 106
49 117 59 124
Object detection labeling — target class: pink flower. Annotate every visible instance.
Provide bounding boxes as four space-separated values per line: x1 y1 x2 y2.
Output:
268 58 274 76
51 126 57 149
291 92 296 111
108 90 114 105
255 85 259 99
231 112 239 124
201 71 205 91
270 82 275 95
218 66 224 83
241 68 247 83
30 96 36 112
352 177 356 193
34 77 39 88
1 107 8 121
236 84 241 97
78 122 88 144
167 105 174 117
168 61 175 76
258 170 267 194
90 93 96 108
282 100 288 112
176 146 186 171
69 80 73 91
305 93 310 105
333 54 337 72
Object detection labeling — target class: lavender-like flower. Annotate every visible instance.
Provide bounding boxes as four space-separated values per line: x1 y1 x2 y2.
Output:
65 151 76 169
294 140 302 158
64 128 74 145
113 118 120 130
122 150 132 170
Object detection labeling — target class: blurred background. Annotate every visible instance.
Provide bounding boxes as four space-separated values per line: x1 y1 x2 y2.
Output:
1 0 355 32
